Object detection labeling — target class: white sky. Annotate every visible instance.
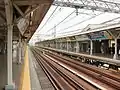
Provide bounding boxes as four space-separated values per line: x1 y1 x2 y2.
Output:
29 2 120 44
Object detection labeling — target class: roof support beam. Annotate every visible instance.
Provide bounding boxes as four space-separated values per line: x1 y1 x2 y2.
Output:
13 3 24 17
16 5 41 22
14 0 53 5
25 5 41 17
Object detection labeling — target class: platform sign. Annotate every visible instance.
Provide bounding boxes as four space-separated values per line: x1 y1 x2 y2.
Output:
88 31 113 40
17 18 29 35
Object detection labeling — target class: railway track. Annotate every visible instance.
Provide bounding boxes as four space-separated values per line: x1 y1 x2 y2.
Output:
31 47 120 90
31 48 97 90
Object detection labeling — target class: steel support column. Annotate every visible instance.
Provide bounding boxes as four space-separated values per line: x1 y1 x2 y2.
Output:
4 0 14 89
76 41 79 53
7 25 13 85
113 38 118 59
90 40 93 55
59 41 62 50
61 42 63 50
21 41 25 59
18 36 22 64
67 41 69 51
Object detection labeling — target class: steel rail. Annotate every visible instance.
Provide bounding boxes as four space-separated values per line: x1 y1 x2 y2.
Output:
46 50 120 82
31 48 76 90
31 47 99 90
33 47 120 90
44 51 120 89
39 52 97 90
39 46 120 66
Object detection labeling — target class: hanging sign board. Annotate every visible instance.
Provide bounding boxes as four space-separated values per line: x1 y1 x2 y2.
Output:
17 18 29 35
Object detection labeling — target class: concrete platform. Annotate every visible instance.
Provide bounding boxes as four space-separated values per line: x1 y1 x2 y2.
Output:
28 48 55 90
0 53 22 90
28 49 42 90
0 54 7 90
71 51 119 60
13 62 22 90
93 53 120 59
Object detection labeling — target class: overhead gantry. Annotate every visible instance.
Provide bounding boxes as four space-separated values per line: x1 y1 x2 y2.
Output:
0 0 53 89
53 0 120 14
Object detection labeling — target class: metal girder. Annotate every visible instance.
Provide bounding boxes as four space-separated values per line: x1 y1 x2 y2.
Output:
53 0 120 13
16 5 41 22
13 2 40 18
24 5 41 17
13 0 53 5
13 3 24 17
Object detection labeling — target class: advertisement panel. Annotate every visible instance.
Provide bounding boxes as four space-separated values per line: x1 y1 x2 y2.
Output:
88 31 113 40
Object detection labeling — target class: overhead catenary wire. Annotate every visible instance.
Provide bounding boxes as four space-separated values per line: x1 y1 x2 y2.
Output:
47 7 64 23
38 28 82 39
58 28 82 34
45 1 100 33
62 15 77 24
43 12 103 38
101 16 120 24
49 29 82 39
37 6 59 33
37 0 101 34
57 14 120 35
48 13 120 39
57 12 103 33
39 11 98 38
62 11 98 25
45 8 101 34
45 10 76 33
39 12 103 39
37 0 66 33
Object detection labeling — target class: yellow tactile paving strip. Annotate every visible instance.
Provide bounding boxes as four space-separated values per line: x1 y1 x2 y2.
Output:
19 46 31 90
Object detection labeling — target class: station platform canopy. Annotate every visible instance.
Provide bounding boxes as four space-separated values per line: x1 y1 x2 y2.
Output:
0 0 53 42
